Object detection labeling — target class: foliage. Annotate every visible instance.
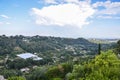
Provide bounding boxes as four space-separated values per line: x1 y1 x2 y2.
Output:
69 50 120 80
8 76 26 80
0 35 101 56
0 35 119 80
52 78 62 80
114 40 120 55
98 43 101 55
46 63 73 80
25 62 73 80
26 66 49 80
1 50 120 80
0 69 22 79
7 59 29 69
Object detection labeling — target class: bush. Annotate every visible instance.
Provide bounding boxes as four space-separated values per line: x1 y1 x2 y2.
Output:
69 50 120 80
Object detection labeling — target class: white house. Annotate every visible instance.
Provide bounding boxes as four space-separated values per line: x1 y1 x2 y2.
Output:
20 67 30 73
17 53 42 60
0 75 6 80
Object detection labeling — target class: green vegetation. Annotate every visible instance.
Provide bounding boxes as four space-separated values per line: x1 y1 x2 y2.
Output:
8 76 26 80
6 50 119 80
0 35 114 56
114 40 120 55
68 50 120 80
0 69 22 79
0 35 119 80
98 43 101 55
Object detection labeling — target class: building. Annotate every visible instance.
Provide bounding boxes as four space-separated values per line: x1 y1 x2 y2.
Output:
0 75 6 80
20 67 30 73
17 53 42 60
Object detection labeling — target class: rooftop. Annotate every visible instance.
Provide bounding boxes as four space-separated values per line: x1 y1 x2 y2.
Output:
17 53 42 60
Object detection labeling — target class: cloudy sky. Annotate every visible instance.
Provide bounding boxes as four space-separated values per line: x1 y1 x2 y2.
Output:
0 0 120 38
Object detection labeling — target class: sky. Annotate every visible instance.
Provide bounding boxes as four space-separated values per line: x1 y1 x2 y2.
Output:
0 0 120 38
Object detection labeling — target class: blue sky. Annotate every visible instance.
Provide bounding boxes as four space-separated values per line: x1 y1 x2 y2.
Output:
0 0 120 38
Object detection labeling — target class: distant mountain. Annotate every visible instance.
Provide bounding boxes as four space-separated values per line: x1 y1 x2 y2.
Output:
88 38 119 44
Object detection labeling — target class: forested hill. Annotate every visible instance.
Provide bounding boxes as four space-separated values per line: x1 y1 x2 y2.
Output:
0 35 119 80
0 35 114 56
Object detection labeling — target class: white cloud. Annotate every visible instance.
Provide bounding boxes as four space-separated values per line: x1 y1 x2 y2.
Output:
31 2 94 28
92 1 120 18
0 22 11 25
64 0 91 4
98 15 112 19
64 0 79 4
6 22 11 24
39 0 57 4
0 14 9 19
0 22 3 25
98 15 120 19
45 0 57 4
42 0 91 4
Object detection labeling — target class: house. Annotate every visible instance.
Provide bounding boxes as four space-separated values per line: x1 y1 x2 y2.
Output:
20 67 30 73
17 53 42 60
0 75 6 80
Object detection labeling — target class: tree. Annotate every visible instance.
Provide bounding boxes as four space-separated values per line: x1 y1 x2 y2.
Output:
52 78 62 80
114 40 120 55
98 43 101 55
68 50 120 80
7 59 28 69
46 63 73 79
26 67 48 80
0 69 22 79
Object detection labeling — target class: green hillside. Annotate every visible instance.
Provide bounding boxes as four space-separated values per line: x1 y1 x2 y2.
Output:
0 35 119 80
0 35 114 56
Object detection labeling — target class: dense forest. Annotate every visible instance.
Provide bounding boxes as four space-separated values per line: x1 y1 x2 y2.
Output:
0 35 119 80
